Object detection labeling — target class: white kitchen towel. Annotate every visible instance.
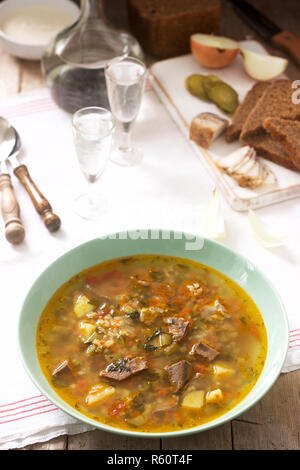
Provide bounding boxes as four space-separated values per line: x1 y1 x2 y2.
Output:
0 85 299 450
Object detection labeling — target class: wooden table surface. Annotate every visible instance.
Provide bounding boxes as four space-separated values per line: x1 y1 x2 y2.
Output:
0 0 299 450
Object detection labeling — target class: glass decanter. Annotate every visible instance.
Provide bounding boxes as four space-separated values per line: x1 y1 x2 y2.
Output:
41 0 144 114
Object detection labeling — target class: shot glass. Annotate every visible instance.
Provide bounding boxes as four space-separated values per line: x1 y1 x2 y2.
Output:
72 106 115 220
105 56 146 167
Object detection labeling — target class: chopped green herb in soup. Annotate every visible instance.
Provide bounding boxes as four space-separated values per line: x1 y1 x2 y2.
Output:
36 255 267 432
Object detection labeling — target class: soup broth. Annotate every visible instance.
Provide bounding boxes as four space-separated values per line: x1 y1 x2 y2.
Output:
36 255 267 433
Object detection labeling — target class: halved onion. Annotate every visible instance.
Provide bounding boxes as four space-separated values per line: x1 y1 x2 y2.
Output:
248 208 286 248
202 188 226 240
240 48 288 80
191 34 239 68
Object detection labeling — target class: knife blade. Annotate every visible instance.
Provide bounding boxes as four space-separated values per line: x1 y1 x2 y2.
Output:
228 0 300 67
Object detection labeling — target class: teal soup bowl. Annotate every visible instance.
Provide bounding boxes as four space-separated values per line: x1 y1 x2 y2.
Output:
18 230 289 438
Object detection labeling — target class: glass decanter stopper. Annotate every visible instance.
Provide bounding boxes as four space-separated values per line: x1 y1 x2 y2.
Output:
41 0 144 113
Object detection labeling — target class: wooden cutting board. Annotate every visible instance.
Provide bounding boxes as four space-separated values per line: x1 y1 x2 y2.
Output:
150 40 300 211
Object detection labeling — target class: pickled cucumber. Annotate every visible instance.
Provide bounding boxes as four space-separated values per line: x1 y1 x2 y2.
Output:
202 75 224 100
209 82 239 113
185 73 239 114
185 74 209 101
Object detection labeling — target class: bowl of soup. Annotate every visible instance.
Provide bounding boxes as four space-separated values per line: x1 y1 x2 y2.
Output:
18 230 288 437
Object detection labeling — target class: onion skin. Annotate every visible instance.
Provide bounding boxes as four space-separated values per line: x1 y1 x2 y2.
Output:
190 38 239 69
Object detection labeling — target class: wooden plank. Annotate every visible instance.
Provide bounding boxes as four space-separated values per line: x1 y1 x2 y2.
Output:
21 436 67 450
0 50 44 99
162 423 232 450
0 46 20 98
67 430 160 450
232 370 300 449
19 59 45 92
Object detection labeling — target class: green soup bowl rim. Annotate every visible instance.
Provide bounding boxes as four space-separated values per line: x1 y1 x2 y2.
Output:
18 229 289 438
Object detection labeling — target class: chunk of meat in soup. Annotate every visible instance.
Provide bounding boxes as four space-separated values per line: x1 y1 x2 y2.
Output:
52 360 73 378
165 360 193 391
164 317 190 342
100 357 148 381
189 342 219 362
51 360 74 386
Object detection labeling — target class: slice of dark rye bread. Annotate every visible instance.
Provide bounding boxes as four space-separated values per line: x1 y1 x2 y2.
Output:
242 133 299 171
264 117 300 169
240 80 300 140
226 81 271 143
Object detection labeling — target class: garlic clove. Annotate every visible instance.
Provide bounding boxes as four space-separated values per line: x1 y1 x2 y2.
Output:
248 208 285 247
202 188 226 240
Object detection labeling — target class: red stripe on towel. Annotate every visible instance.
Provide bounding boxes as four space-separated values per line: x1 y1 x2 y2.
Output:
0 398 49 413
0 403 56 420
1 105 58 119
0 407 58 425
0 395 43 408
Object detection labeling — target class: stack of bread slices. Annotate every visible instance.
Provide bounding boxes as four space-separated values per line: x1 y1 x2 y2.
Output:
226 80 300 171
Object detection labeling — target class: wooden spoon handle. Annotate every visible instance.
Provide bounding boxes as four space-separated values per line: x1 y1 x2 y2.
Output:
13 164 61 233
0 173 25 244
271 31 300 67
